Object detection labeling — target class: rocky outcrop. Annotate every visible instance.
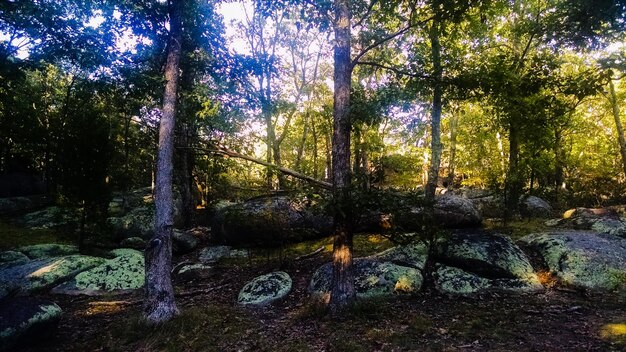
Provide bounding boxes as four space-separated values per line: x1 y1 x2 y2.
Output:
0 297 62 350
52 249 144 295
213 196 333 246
434 232 543 295
238 271 292 306
519 196 553 218
554 207 626 237
309 259 423 299
16 244 78 259
520 231 626 291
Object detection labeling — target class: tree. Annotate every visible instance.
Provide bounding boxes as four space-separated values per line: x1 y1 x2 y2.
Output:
144 0 182 324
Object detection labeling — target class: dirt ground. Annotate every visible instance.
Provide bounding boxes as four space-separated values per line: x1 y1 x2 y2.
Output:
13 250 626 352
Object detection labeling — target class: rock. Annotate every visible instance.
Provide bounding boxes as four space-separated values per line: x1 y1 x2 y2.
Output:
369 243 428 270
0 251 29 265
212 195 333 246
0 297 62 350
0 197 33 215
590 218 626 237
175 263 212 282
53 250 144 295
433 194 482 228
520 231 626 291
238 271 292 306
470 195 505 219
434 232 543 295
0 255 105 296
17 244 78 259
198 246 248 263
545 218 563 227
107 206 155 239
309 259 423 299
20 206 79 230
560 207 626 237
120 237 146 250
172 229 200 254
519 195 553 218
185 226 211 241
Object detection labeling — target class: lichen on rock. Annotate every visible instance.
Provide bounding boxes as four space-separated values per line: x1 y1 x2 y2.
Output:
238 271 292 306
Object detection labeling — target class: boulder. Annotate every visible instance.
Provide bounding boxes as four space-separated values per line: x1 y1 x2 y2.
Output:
519 231 626 291
433 194 482 228
434 232 543 295
172 229 200 254
0 255 105 296
175 263 212 282
17 244 78 259
0 251 29 265
0 197 33 215
0 297 62 350
238 271 292 306
309 259 423 299
558 207 626 237
119 237 146 250
106 206 154 240
469 195 505 219
52 249 144 295
198 246 248 264
519 195 553 218
20 206 79 230
368 243 428 270
212 196 333 246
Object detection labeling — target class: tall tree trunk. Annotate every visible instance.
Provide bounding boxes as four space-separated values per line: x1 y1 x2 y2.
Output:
609 79 626 178
425 18 443 202
554 127 563 203
447 113 458 189
312 119 319 179
144 0 182 324
505 122 521 217
295 113 309 172
329 0 355 314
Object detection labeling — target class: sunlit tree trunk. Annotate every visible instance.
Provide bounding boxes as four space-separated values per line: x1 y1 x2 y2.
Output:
329 0 355 313
144 0 182 324
609 79 626 178
425 17 443 202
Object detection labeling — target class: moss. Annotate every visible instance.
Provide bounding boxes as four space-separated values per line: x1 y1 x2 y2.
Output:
435 265 491 295
0 251 29 265
238 271 292 306
0 219 74 251
17 243 78 259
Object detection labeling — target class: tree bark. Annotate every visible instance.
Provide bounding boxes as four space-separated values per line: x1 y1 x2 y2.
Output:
447 113 457 189
505 121 521 217
609 79 626 178
425 18 443 202
143 0 182 324
329 0 355 314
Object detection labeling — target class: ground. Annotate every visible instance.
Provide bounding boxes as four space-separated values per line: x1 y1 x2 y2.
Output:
4 218 626 351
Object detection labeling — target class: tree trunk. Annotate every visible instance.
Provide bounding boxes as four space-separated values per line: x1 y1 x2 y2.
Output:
505 122 521 217
554 127 563 203
329 0 355 314
447 113 458 189
144 0 182 324
425 18 443 202
609 79 626 178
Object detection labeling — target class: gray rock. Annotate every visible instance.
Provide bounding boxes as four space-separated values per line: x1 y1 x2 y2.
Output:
198 246 248 263
172 229 200 254
433 194 482 228
175 263 212 282
0 297 62 350
120 237 146 250
590 218 626 237
470 195 505 219
0 197 33 215
0 251 29 265
21 206 79 230
53 250 144 295
212 196 333 246
238 271 292 306
0 255 105 295
520 195 553 218
369 243 428 270
106 206 154 239
309 259 423 299
545 218 563 227
434 232 543 295
520 231 626 291
17 244 78 259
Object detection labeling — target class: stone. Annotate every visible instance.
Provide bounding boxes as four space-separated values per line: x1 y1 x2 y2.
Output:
106 206 154 240
545 218 563 227
434 232 543 295
0 297 62 350
172 229 200 254
433 194 483 227
198 246 248 263
309 259 423 299
590 218 626 237
120 237 146 250
470 195 506 219
238 271 292 306
520 231 626 291
175 263 212 282
0 197 33 215
0 251 29 265
0 255 105 295
519 195 553 218
212 195 333 246
20 206 79 230
53 250 144 295
17 244 78 259
369 243 428 270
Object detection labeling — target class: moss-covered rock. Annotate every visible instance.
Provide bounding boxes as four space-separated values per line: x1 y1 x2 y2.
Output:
20 206 79 230
434 265 544 295
560 207 626 237
519 195 553 218
433 194 482 227
238 271 292 306
172 229 200 254
309 259 423 299
0 297 62 350
0 197 33 215
0 251 29 265
106 206 154 240
198 246 248 263
119 237 146 250
17 244 78 259
52 250 144 295
520 231 626 291
175 263 212 282
433 232 543 295
0 255 105 295
369 243 428 270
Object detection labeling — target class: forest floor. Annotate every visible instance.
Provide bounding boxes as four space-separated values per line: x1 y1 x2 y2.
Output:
4 216 626 351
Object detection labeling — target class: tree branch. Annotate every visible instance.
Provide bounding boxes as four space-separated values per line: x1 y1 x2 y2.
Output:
356 60 430 79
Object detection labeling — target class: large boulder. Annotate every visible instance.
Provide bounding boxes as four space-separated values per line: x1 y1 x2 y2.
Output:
52 249 144 295
519 231 626 291
20 206 79 230
368 243 428 270
212 196 333 246
16 244 78 259
0 197 33 215
434 232 543 295
107 206 154 240
433 194 482 227
309 259 423 300
238 271 292 306
0 297 62 350
174 263 212 282
0 255 105 297
0 251 29 265
198 246 248 264
558 207 626 237
519 195 553 218
172 229 200 254
470 195 505 219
